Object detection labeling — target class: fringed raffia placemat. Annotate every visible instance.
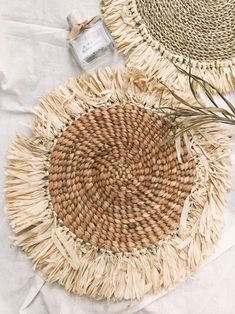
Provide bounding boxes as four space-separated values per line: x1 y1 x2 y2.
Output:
102 0 235 93
6 68 231 300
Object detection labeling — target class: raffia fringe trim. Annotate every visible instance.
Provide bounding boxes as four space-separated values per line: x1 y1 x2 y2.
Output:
102 0 235 94
6 67 231 300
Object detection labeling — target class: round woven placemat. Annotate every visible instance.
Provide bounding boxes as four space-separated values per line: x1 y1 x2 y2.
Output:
6 68 231 300
102 0 235 93
136 0 234 62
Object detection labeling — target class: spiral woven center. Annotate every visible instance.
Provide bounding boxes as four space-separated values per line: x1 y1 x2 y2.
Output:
48 105 195 252
135 0 235 62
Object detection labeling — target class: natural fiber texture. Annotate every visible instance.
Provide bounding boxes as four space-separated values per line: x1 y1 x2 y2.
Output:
102 0 235 93
6 67 231 300
49 105 195 252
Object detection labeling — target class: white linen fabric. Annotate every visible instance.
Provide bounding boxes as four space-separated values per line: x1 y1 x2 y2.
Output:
0 1 235 313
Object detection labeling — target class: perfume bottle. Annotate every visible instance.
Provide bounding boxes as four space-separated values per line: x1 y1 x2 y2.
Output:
67 9 115 71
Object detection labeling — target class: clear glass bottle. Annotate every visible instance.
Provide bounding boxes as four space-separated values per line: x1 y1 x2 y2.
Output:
67 9 115 71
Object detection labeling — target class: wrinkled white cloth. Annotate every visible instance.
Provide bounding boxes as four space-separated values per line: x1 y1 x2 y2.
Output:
0 1 235 313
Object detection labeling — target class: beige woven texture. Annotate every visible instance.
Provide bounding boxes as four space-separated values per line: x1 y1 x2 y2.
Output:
136 0 234 62
49 105 195 253
102 0 235 93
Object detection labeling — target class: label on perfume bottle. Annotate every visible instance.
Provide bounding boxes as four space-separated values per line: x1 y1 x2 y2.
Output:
82 29 107 57
71 22 110 63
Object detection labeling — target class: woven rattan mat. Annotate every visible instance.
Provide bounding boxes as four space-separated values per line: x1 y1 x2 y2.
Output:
102 0 235 93
6 68 230 300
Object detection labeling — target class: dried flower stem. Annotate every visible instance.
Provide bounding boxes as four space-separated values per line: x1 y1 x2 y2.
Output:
158 65 235 140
